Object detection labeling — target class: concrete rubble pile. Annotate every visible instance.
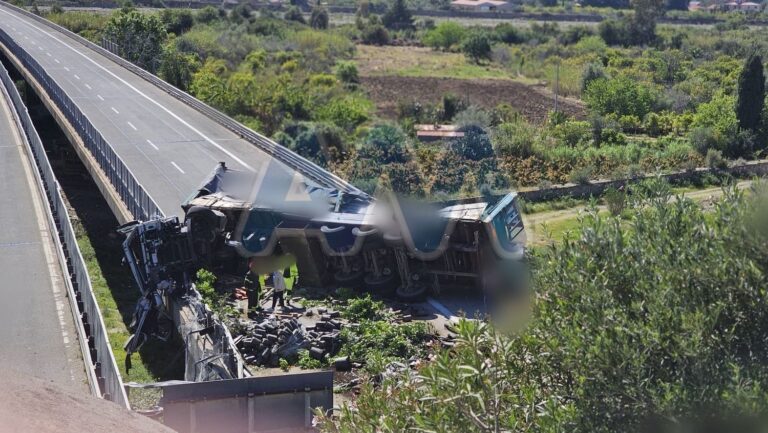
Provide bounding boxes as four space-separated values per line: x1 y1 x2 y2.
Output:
233 310 344 368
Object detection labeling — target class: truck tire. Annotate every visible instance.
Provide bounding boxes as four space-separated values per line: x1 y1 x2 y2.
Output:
334 269 363 287
396 284 428 302
364 273 398 295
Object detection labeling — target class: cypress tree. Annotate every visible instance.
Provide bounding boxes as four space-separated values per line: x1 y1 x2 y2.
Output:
382 0 413 31
736 54 765 132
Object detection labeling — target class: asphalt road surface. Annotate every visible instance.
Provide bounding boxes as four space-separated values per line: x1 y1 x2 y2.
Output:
0 79 86 392
0 3 308 217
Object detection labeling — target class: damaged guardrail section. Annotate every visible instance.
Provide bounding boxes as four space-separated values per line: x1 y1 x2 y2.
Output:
0 61 129 407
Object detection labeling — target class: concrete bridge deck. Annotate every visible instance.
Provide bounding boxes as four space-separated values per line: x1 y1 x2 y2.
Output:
0 69 86 392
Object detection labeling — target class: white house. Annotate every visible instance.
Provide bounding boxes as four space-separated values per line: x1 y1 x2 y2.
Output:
450 0 516 12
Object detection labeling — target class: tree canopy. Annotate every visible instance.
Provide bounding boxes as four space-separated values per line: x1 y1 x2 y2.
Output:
319 184 768 432
104 9 167 72
382 0 414 30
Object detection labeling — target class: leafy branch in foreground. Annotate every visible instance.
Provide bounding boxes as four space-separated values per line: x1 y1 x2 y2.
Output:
319 183 768 433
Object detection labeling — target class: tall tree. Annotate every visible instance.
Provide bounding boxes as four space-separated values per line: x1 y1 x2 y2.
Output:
382 0 413 30
461 31 492 64
630 0 664 45
310 6 330 29
104 10 167 72
736 54 765 132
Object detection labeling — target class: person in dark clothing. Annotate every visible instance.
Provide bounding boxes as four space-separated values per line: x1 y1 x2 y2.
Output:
270 270 287 310
243 258 261 310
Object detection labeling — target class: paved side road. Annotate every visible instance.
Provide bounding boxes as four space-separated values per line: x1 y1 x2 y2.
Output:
0 82 87 392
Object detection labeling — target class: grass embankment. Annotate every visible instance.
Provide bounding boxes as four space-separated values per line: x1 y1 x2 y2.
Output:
74 220 183 409
355 45 527 81
523 179 754 246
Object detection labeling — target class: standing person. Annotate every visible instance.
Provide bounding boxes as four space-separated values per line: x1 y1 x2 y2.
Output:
243 258 262 311
270 270 287 310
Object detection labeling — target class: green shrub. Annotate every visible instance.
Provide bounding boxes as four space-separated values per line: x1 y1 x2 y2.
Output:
569 166 593 185
580 61 608 93
603 186 626 216
297 349 327 369
335 61 359 84
584 76 657 119
493 120 536 157
319 186 768 433
310 6 330 30
461 30 493 64
361 24 390 45
339 320 430 362
553 120 592 147
283 6 305 24
343 294 387 321
705 148 728 170
422 21 465 51
450 126 494 161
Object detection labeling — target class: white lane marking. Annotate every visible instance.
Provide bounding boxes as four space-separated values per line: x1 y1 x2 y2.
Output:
0 10 256 172
23 35 28 39
63 66 69 72
170 161 185 174
146 139 159 150
127 121 137 131
38 46 43 50
46 52 51 56
96 94 104 101
84 83 91 90
110 107 119 114
54 58 60 64
73 74 80 80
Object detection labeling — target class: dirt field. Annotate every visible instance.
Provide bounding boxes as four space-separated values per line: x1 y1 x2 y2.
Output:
360 75 586 123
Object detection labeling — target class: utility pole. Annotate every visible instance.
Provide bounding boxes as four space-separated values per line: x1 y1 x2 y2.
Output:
554 61 560 114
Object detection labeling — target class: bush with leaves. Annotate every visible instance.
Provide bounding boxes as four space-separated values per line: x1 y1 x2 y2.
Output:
382 0 413 30
461 30 493 64
450 126 494 161
422 21 465 51
359 124 409 164
310 6 330 30
159 8 194 35
320 185 768 433
493 120 536 158
581 61 608 93
584 76 657 119
283 6 306 24
104 9 167 72
361 24 390 45
335 61 359 84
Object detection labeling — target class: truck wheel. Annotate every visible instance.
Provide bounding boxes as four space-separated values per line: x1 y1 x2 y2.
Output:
396 284 427 302
364 273 398 295
334 269 363 287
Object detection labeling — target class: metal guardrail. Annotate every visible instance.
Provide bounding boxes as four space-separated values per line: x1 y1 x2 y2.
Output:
0 1 366 197
0 60 130 408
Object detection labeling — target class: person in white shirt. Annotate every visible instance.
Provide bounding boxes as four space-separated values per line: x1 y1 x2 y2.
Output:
270 270 287 310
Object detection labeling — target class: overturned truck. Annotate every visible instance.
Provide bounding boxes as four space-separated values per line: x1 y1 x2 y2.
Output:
184 162 524 295
119 162 526 374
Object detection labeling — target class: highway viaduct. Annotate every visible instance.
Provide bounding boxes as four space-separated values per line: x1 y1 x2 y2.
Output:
0 0 341 416
0 1 360 222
